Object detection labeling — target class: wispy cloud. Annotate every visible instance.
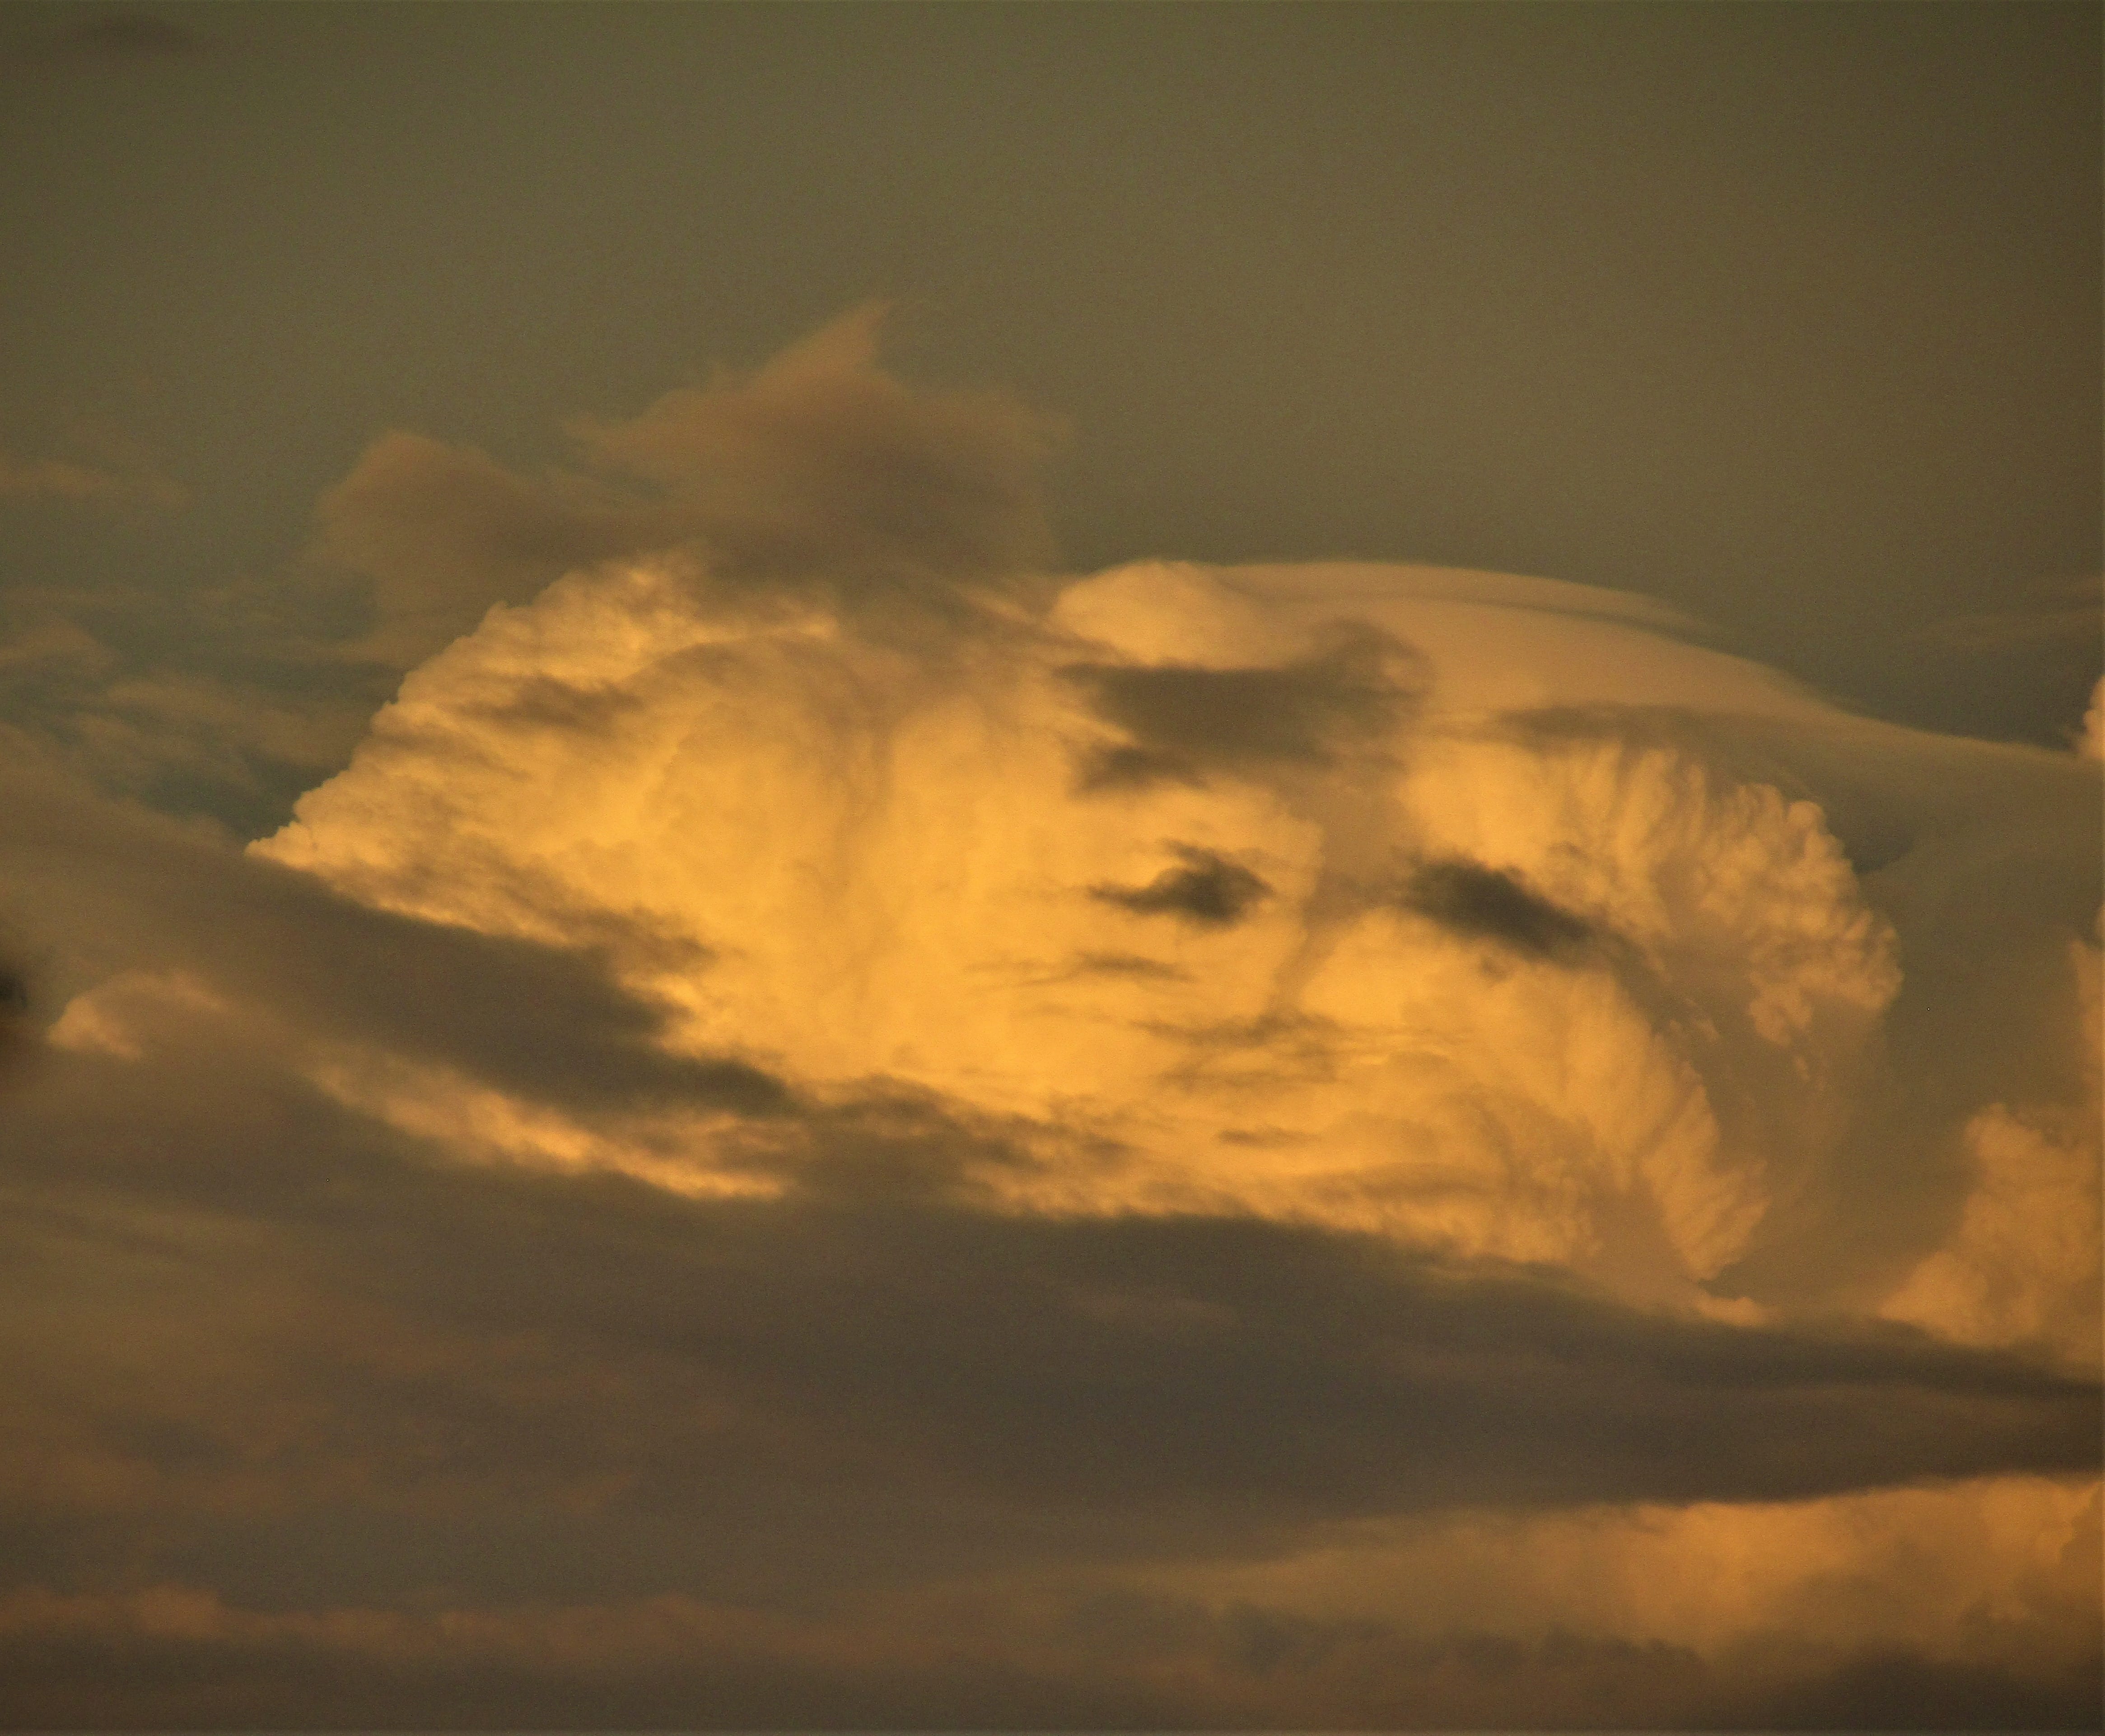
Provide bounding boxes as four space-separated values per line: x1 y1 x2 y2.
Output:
0 10 208 66
1915 575 2101 653
56 11 205 56
0 449 185 510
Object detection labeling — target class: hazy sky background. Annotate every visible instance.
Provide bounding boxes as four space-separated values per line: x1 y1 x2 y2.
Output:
0 5 2100 1728
0 0 2097 835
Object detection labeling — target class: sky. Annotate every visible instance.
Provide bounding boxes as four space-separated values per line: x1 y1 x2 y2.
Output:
0 3 2100 1729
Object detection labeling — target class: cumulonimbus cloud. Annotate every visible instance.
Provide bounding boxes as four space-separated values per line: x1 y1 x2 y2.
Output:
257 544 2097 1336
2 312 2097 1727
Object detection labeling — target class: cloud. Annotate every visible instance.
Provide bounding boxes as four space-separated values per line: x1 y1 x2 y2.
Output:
3 738 2090 1599
0 450 185 510
3 317 2098 1725
0 407 390 836
1065 619 1423 788
2 762 786 1126
0 954 30 1083
0 988 2092 1723
5 1030 2091 1532
317 305 1061 668
0 1449 2096 1730
251 545 2098 1320
569 305 1059 586
313 433 654 665
1881 924 2103 1364
0 554 395 838
0 1559 2096 1731
1916 574 2101 654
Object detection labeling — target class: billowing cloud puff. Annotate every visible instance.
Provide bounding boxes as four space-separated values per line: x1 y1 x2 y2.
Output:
4 316 2098 1727
318 305 1060 667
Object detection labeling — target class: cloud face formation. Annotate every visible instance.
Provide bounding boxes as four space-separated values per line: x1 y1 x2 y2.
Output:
258 536 2091 1313
3 318 2098 1727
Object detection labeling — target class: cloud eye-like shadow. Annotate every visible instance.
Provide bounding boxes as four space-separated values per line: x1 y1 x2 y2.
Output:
1091 847 1270 928
1400 856 1596 962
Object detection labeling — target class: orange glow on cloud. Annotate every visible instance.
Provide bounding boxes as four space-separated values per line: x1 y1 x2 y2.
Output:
253 548 2091 1342
8 314 2095 1727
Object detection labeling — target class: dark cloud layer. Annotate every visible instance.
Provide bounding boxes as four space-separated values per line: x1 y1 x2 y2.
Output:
0 1591 2094 1731
0 1015 2095 1726
1 766 2094 1645
0 274 2095 1723
3 1032 2094 1571
0 763 785 1118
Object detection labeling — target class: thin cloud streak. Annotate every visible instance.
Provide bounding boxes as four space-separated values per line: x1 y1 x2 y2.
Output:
0 449 186 510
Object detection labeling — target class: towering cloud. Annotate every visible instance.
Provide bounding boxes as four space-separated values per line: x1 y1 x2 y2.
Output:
257 533 2091 1331
3 316 2097 1727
